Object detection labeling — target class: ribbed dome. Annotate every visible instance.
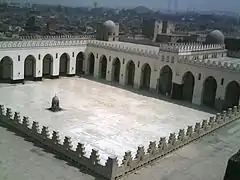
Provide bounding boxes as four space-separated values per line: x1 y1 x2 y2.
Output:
205 30 225 44
103 20 116 32
52 95 59 102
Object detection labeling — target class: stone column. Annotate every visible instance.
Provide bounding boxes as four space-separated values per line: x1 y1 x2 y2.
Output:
149 69 158 92
192 79 203 106
106 59 112 81
134 66 141 89
215 85 225 111
67 56 76 76
34 55 43 81
120 63 127 86
94 57 100 78
52 58 60 78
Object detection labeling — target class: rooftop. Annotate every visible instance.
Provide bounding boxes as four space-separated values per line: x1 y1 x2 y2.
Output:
0 77 212 164
1 111 239 180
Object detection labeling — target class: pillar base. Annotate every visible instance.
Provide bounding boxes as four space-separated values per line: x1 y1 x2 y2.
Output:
50 75 59 79
66 74 75 77
33 77 42 81
215 98 224 111
11 79 24 84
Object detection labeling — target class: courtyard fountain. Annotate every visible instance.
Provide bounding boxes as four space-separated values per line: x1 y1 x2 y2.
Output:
47 94 63 112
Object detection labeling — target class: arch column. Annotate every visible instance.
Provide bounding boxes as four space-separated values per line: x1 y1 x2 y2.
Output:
34 56 42 81
94 57 100 78
133 66 141 89
106 60 112 81
149 69 158 92
192 80 203 106
119 62 126 86
52 58 59 78
68 56 76 76
215 85 225 110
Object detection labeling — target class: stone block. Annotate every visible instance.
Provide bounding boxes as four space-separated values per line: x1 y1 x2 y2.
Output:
41 126 50 139
168 133 176 146
105 156 118 179
178 129 185 142
233 106 238 115
75 143 86 157
135 145 145 161
158 137 167 152
63 136 73 150
22 116 30 128
194 122 201 134
208 116 215 128
186 126 193 138
221 110 227 122
90 149 100 165
122 151 133 167
31 121 40 133
51 131 60 144
0 105 5 117
6 108 13 119
13 112 21 123
227 108 233 118
147 141 157 155
215 113 221 124
201 119 208 131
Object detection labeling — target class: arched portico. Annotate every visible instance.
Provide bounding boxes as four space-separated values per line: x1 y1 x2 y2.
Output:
24 55 36 80
112 57 121 82
76 52 85 76
0 56 13 82
224 81 240 109
99 55 108 79
158 65 172 96
126 60 135 86
202 76 217 108
182 71 195 102
42 54 53 77
88 53 95 76
59 53 70 76
140 63 151 90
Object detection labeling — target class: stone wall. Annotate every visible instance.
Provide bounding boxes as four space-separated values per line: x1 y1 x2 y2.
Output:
0 104 240 180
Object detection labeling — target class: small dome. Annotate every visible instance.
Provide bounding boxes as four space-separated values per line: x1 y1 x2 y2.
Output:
205 30 225 44
52 95 59 102
103 20 116 32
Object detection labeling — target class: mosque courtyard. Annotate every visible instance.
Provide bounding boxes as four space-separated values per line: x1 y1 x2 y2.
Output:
0 77 213 163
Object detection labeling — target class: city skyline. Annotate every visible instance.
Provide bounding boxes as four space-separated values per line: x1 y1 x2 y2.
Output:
9 0 240 12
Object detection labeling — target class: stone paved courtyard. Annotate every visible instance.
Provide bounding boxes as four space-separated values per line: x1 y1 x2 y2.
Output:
0 77 212 163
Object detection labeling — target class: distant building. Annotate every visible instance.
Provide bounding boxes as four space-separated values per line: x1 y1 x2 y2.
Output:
96 20 119 41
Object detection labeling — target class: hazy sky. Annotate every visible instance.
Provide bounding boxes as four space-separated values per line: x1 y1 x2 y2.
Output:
28 0 240 12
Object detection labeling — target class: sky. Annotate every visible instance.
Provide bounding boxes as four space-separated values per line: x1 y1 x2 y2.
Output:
18 0 240 12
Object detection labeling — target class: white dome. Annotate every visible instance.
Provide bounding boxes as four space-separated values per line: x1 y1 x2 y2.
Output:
103 20 116 32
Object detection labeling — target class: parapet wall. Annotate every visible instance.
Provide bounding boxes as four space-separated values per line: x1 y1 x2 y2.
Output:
0 106 240 179
159 43 225 53
87 40 240 72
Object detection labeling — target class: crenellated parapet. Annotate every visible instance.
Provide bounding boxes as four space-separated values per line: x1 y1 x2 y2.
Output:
87 40 159 58
0 105 118 180
178 58 240 72
114 106 240 178
159 43 225 53
0 104 239 179
19 35 96 40
0 38 90 50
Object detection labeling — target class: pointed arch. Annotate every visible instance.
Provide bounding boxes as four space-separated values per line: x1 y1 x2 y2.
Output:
0 56 13 82
126 60 135 86
59 53 70 76
224 81 240 109
99 55 108 79
202 76 217 108
140 63 151 90
158 65 172 96
182 71 195 102
42 54 53 77
112 57 121 82
76 52 85 76
24 55 36 80
88 52 95 76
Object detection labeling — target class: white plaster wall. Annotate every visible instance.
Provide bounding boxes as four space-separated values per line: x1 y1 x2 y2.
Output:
0 42 239 108
0 45 86 80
